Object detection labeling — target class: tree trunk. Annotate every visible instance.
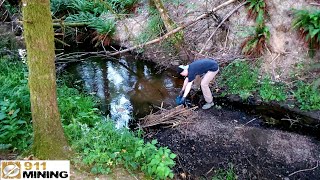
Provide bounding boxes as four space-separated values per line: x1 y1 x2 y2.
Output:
22 0 70 159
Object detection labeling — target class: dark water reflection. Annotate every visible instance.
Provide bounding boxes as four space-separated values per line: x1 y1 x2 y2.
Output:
66 56 182 128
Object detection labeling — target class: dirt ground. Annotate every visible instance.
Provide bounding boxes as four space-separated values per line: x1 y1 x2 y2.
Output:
147 106 320 180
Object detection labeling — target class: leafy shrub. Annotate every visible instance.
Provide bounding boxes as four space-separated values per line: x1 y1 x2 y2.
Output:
0 57 32 150
0 99 31 150
292 9 320 57
68 120 176 179
0 57 30 122
218 60 259 99
294 81 320 110
259 76 287 102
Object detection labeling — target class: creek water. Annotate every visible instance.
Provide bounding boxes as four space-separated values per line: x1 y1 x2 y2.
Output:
64 54 319 138
65 55 182 128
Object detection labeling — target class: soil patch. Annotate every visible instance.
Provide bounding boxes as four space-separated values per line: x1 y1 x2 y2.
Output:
147 107 320 179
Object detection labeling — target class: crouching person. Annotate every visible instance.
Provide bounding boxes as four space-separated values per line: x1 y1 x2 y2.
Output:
176 58 219 109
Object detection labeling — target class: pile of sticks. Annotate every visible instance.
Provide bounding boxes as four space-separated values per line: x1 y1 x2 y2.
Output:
139 105 198 128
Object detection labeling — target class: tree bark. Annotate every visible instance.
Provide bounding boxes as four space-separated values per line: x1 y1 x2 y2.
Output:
22 0 70 159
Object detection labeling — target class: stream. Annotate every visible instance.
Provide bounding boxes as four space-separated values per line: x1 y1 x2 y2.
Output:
65 54 182 129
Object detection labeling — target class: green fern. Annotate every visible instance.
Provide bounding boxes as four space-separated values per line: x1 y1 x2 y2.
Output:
241 24 270 57
246 0 268 20
292 9 320 57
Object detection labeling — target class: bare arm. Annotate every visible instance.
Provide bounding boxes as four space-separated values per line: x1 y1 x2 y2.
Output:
181 78 189 91
183 81 193 98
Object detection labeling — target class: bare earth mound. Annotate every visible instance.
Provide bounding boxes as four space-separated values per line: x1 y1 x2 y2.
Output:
148 107 320 179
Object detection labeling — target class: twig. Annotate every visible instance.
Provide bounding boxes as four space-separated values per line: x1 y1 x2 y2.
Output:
245 118 257 125
288 161 319 177
310 3 320 6
199 1 247 54
224 28 230 51
0 0 5 7
54 38 70 47
270 53 280 64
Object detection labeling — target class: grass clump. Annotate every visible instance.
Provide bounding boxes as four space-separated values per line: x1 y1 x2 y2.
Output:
218 60 259 99
294 81 320 111
259 76 287 102
211 164 237 180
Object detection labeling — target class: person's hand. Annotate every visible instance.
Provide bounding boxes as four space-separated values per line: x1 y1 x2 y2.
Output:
176 96 186 105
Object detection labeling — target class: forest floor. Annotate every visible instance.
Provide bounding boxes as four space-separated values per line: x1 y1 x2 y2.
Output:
146 105 320 180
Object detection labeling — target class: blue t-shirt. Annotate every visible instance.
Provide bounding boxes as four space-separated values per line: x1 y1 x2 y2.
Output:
187 59 219 82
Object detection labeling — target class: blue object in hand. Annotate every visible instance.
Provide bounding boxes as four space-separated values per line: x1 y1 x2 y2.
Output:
175 96 185 105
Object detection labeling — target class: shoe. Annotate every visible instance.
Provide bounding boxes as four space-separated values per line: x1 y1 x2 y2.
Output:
202 102 214 110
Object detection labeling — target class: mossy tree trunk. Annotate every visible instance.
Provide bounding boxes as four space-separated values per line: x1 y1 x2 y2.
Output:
22 0 70 159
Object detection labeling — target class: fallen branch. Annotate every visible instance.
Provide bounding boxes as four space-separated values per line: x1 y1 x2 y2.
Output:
53 22 89 28
105 0 237 56
199 1 247 54
140 105 198 128
310 3 320 6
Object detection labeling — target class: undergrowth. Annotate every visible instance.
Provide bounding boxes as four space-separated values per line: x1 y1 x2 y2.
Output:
218 60 320 110
294 81 320 111
218 60 259 99
259 76 287 102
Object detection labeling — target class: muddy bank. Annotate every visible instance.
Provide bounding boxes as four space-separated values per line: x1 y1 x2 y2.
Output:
147 107 320 179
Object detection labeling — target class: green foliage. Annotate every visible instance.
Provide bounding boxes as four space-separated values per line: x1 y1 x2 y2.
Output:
136 8 165 44
3 1 18 15
67 120 176 179
57 86 101 127
246 0 268 20
294 81 320 111
0 57 31 150
218 60 259 99
212 164 237 180
108 0 139 13
241 24 270 58
259 76 287 102
0 99 31 150
0 29 17 52
65 11 99 23
292 9 320 57
50 0 72 16
89 17 116 35
136 140 176 179
0 57 30 121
